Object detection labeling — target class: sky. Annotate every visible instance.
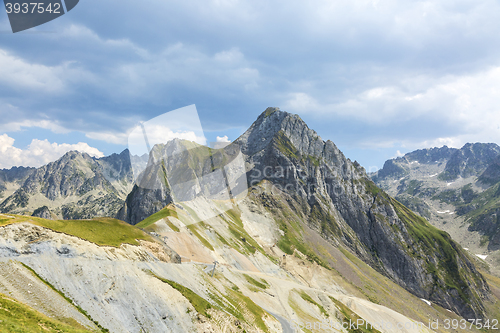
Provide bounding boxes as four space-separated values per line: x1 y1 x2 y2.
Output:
1 0 500 171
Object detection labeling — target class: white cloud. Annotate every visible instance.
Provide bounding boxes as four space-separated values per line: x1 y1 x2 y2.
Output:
0 49 94 95
392 150 404 158
216 135 231 143
0 134 104 169
86 131 128 145
0 119 70 134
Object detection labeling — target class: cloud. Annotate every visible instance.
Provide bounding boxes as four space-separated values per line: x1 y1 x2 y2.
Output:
0 119 70 134
216 135 230 143
392 150 405 158
0 134 104 169
3 0 500 169
85 131 129 145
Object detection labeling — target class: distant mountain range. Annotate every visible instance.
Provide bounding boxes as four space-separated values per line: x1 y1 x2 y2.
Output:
372 142 500 275
0 149 138 220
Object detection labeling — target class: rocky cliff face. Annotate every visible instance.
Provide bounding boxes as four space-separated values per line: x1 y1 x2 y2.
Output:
233 108 489 319
0 150 134 219
0 166 35 200
439 143 500 181
478 155 500 185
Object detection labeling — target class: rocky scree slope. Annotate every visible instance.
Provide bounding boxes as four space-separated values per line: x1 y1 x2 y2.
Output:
119 107 490 319
0 149 135 219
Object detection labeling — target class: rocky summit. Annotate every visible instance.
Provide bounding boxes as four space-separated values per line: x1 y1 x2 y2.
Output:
1 107 499 333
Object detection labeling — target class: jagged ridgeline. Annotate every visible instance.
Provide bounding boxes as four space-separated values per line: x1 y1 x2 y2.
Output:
118 107 490 319
0 150 135 219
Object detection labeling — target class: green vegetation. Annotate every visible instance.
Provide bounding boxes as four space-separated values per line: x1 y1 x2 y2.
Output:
225 288 269 332
0 215 151 247
432 189 461 204
186 223 215 251
403 179 423 196
136 204 178 229
329 296 381 333
198 280 269 332
297 290 329 317
303 155 321 167
20 263 108 332
361 178 382 196
264 107 277 117
243 274 269 290
223 209 265 255
276 216 332 270
225 209 243 228
151 273 213 318
390 196 473 304
274 131 300 160
0 292 94 333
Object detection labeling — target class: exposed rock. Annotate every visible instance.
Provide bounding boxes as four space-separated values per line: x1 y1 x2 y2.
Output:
31 206 54 220
0 150 135 219
440 143 500 181
478 155 500 185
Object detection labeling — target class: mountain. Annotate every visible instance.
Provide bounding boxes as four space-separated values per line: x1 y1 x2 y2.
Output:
118 107 490 319
439 143 500 181
1 108 499 332
372 143 500 275
373 146 457 182
478 155 500 185
0 149 135 219
0 166 35 200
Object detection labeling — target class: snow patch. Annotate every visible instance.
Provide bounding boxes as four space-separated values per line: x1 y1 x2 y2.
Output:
420 299 432 306
436 210 450 214
476 254 488 260
447 182 454 186
463 248 469 251
429 173 438 178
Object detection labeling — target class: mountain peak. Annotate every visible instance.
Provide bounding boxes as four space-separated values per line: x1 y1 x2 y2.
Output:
236 107 324 158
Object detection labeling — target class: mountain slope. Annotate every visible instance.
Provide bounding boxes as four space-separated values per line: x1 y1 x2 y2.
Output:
118 107 491 319
3 203 499 333
235 108 489 319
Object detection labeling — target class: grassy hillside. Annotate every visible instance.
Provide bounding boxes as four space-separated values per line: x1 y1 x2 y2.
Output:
0 215 152 247
0 293 94 333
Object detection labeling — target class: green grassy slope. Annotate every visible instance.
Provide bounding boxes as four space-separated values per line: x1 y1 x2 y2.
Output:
0 293 95 333
0 215 152 247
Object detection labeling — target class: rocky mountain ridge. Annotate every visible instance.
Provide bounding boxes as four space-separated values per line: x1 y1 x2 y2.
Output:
372 142 500 275
0 149 136 220
117 107 491 319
